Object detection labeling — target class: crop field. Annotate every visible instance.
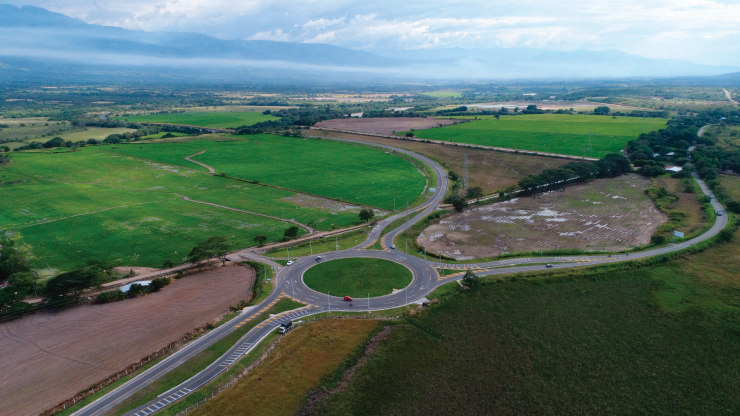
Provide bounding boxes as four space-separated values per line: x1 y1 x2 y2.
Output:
407 114 668 157
194 319 379 416
419 174 666 259
110 136 427 211
119 111 279 128
310 130 570 195
317 238 740 415
313 118 457 136
26 127 136 143
303 258 413 297
0 266 253 416
138 131 190 140
421 91 462 98
0 148 378 271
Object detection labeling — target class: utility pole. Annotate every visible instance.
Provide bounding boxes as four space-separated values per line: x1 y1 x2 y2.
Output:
368 293 370 314
287 247 290 261
310 239 312 255
336 235 338 251
328 290 330 314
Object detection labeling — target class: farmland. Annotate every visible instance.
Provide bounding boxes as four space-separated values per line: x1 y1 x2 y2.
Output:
0 147 382 271
313 117 457 136
317 233 740 415
0 266 254 416
119 111 279 129
25 127 136 143
310 129 569 195
407 114 668 157
419 174 666 259
111 136 427 211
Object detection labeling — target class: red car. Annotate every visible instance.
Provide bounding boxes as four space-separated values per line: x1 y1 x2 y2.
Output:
344 296 353 301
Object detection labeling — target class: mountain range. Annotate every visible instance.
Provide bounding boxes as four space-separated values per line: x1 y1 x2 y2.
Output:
0 4 738 84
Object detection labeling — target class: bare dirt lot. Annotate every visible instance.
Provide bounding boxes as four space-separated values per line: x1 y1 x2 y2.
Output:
419 174 667 260
309 130 569 194
0 266 253 416
313 117 458 136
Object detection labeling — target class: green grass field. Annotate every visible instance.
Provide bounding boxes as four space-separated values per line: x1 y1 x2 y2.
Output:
408 114 667 157
139 131 190 140
26 127 137 143
110 136 427 211
318 234 740 415
303 258 412 297
118 112 279 129
1 147 387 271
421 91 462 98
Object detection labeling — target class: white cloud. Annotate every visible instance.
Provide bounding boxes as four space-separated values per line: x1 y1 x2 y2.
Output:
6 0 740 65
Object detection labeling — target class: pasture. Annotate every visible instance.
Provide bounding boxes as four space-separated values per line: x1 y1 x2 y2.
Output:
119 111 279 129
0 147 382 271
26 127 137 143
408 114 667 157
111 136 427 211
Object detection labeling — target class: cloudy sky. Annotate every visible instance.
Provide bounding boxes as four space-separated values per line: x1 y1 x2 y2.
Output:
7 0 740 66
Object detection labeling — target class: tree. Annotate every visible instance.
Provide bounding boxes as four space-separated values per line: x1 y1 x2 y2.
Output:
450 195 468 212
284 226 300 240
44 265 108 306
188 236 231 266
465 186 483 201
254 234 268 246
43 137 65 148
448 171 459 181
594 106 611 115
359 208 375 222
405 132 414 137
0 239 31 282
461 270 481 289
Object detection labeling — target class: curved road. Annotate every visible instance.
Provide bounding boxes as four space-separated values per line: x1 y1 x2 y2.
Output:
74 134 726 416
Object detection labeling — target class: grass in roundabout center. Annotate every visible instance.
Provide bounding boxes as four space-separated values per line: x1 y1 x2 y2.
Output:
303 258 412 298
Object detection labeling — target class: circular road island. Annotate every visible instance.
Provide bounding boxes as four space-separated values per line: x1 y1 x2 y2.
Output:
303 258 413 298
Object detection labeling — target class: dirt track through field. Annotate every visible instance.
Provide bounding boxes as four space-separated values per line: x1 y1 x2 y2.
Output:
0 266 253 416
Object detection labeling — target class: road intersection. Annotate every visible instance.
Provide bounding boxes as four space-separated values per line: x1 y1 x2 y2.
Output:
73 137 726 416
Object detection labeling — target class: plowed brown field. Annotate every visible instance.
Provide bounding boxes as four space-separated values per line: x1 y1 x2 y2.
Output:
0 266 253 416
313 117 457 135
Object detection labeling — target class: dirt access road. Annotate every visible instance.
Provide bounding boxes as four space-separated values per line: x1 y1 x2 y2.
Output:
0 266 253 416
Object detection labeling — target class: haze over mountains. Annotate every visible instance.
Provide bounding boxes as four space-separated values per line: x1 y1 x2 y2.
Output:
1 4 738 83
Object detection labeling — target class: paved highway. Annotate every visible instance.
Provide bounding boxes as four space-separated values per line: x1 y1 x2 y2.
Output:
73 135 726 416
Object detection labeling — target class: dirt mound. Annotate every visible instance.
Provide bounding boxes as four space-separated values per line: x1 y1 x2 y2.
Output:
420 174 667 260
313 117 457 136
0 266 254 416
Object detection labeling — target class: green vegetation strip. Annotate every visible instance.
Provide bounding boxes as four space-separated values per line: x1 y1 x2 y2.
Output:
117 111 279 129
266 228 371 258
303 258 412 298
112 298 304 415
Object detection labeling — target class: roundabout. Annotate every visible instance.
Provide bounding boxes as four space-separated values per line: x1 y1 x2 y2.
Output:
303 257 413 298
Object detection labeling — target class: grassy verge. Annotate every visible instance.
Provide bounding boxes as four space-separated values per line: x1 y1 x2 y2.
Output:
317 225 740 416
303 258 412 298
242 261 276 306
265 228 371 257
189 319 379 416
112 298 304 415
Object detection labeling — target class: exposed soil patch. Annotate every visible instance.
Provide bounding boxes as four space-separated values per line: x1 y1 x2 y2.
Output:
282 193 387 216
0 266 253 416
314 117 457 136
308 130 569 194
420 174 667 260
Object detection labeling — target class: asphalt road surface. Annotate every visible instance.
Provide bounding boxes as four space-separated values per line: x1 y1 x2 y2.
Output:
73 135 726 416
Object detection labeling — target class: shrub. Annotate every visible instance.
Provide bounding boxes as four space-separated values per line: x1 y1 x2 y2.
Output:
96 290 126 303
149 277 171 292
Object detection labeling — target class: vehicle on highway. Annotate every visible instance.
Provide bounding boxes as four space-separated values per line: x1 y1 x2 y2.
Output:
278 321 292 334
286 260 294 266
718 210 723 216
344 296 353 301
315 256 322 262
391 244 396 249
546 264 554 268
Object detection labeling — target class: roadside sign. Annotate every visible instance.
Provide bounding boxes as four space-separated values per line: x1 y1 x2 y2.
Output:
673 231 684 238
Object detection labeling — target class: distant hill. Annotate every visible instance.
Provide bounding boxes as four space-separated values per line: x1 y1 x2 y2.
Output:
0 4 738 83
